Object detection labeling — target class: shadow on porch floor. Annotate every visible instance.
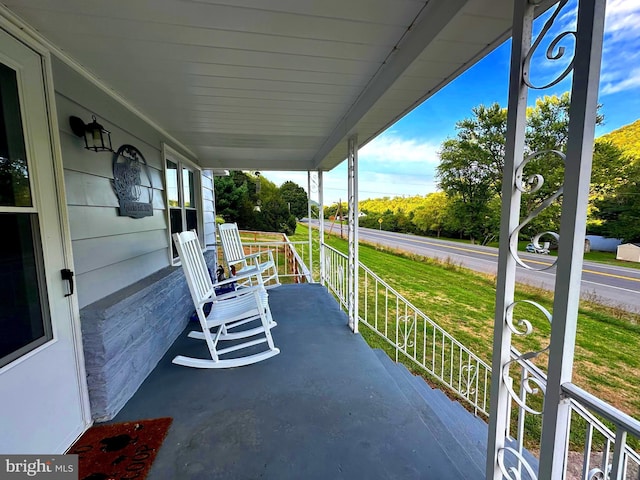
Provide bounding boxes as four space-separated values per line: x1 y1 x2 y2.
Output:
114 283 470 479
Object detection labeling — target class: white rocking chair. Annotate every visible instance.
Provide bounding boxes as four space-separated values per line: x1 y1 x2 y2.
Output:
218 223 280 289
172 230 279 368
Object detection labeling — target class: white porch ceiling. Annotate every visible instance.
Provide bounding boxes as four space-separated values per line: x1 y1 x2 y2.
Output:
4 0 550 171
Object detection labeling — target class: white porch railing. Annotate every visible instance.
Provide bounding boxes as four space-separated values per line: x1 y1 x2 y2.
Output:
321 243 491 416
320 241 640 478
507 348 640 480
215 231 312 284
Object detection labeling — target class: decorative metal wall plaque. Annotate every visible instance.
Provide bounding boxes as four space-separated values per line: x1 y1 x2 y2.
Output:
111 144 153 218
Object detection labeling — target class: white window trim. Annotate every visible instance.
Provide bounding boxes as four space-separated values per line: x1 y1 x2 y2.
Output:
162 143 203 264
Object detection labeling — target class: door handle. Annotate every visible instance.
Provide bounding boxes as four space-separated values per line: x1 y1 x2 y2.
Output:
61 269 74 297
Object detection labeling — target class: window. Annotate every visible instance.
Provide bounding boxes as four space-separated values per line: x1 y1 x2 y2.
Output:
0 62 52 367
164 145 202 261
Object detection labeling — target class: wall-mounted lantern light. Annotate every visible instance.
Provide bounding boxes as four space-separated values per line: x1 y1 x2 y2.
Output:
69 115 113 152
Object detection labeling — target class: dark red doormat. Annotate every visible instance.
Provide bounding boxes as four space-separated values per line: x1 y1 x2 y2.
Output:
67 417 172 480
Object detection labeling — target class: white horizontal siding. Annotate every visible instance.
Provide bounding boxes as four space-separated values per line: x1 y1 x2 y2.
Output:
52 64 194 307
75 249 170 308
72 230 169 276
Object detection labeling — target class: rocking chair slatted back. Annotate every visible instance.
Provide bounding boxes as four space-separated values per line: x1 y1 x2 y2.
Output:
218 223 248 267
218 223 280 288
174 230 214 306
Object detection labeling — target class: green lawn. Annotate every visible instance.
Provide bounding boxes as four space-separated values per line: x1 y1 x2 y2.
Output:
292 223 640 421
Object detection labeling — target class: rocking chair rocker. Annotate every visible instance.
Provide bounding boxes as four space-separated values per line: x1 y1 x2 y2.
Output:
172 230 280 368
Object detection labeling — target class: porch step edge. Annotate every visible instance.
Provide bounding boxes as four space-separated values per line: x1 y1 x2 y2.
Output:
372 349 485 479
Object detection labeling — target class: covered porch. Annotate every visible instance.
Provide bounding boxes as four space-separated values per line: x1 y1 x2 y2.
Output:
115 283 486 479
1 0 636 478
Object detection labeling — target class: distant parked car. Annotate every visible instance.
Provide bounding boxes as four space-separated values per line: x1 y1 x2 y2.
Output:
526 242 550 255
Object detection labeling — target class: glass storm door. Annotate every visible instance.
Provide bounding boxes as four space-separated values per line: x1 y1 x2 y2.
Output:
0 29 88 453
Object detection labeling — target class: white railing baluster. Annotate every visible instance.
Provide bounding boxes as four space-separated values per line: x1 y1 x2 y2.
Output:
582 421 594 480
449 338 454 387
423 315 427 367
413 311 418 360
610 430 627 480
441 331 445 380
395 293 399 362
432 327 436 373
364 269 368 324
375 278 379 331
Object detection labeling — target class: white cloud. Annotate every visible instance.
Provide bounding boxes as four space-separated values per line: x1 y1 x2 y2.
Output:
598 0 640 96
359 133 440 168
261 133 442 205
600 66 640 95
530 0 640 97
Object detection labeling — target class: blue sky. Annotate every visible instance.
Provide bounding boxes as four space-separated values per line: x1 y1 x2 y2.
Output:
265 0 640 205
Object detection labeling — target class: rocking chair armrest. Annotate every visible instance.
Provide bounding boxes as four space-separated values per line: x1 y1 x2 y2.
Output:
208 285 263 303
211 268 259 288
247 249 276 265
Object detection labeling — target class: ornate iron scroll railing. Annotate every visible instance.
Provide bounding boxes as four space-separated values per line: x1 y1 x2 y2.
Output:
321 243 491 416
507 348 640 480
489 0 608 477
322 243 349 311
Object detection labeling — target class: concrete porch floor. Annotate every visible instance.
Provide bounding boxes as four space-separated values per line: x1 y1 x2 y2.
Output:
114 283 468 479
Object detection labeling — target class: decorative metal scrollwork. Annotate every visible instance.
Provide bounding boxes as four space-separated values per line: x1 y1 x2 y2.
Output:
502 300 552 414
310 172 319 193
111 144 154 218
523 0 576 90
461 364 477 396
587 466 610 480
498 447 538 480
509 150 565 271
398 314 416 350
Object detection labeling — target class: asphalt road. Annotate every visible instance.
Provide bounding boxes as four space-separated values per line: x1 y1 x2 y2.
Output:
314 221 640 313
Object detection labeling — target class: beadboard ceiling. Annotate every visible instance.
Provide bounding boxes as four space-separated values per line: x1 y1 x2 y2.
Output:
4 0 550 171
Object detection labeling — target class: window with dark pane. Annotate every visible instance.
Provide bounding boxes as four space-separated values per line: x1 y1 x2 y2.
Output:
0 63 31 207
0 213 52 368
166 157 200 259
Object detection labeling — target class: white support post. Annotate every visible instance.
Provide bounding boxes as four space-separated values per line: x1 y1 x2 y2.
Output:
307 171 313 281
347 136 359 333
487 2 533 478
318 170 325 286
539 1 606 478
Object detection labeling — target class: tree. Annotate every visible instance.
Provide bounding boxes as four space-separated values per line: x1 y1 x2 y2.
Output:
436 104 505 244
593 156 640 243
254 176 297 235
214 171 257 228
436 93 605 243
412 192 451 237
215 171 297 234
279 181 308 219
518 93 604 239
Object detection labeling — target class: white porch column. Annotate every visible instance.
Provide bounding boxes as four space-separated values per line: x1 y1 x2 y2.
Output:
487 0 607 478
347 136 359 333
307 171 313 281
539 1 606 478
487 1 533 477
318 170 325 286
